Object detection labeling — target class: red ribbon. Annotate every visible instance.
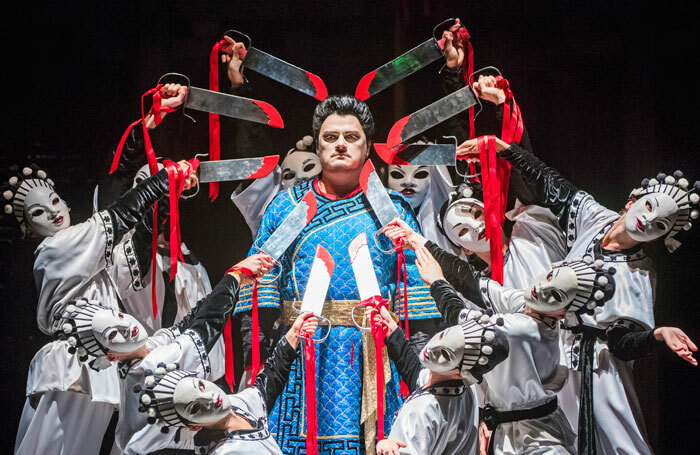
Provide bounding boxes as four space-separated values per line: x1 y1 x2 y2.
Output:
231 266 261 384
208 39 232 202
395 238 409 339
457 27 475 140
478 135 505 284
302 332 318 455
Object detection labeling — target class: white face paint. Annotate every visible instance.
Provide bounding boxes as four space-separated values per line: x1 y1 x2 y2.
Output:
419 325 463 373
281 151 321 189
624 193 678 242
173 378 231 424
387 165 431 209
23 186 71 238
132 163 165 188
91 309 148 353
444 201 489 253
523 266 578 311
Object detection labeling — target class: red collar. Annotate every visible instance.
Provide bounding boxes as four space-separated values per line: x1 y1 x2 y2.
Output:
312 178 362 200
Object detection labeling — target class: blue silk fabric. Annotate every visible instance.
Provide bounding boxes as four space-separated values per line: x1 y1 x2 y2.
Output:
234 180 439 454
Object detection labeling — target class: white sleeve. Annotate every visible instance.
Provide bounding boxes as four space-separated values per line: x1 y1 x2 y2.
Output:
34 210 116 334
565 192 618 251
389 397 444 454
479 278 525 314
230 167 281 238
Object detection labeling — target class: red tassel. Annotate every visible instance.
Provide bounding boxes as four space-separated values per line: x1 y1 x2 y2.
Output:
396 238 409 339
303 333 318 455
151 203 158 317
457 27 475 140
208 40 228 201
233 266 261 383
223 315 236 390
350 342 354 367
478 136 505 284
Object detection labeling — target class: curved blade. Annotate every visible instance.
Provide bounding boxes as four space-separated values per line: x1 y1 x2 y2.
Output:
387 85 479 148
359 160 399 227
244 48 328 101
260 190 317 261
198 155 280 183
300 245 335 316
355 39 443 100
349 233 382 300
375 143 456 166
186 87 284 128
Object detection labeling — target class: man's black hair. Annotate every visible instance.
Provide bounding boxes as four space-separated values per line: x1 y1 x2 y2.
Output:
312 95 375 146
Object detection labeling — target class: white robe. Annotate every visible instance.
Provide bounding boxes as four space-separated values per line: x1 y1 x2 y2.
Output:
558 191 655 454
231 166 282 238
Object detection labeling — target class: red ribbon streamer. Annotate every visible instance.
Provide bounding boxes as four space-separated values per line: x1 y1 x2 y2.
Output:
208 39 232 201
232 266 261 384
458 27 475 140
151 204 159 317
303 332 318 455
395 238 409 339
478 135 505 284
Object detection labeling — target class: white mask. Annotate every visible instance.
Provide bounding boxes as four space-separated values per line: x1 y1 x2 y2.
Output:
173 378 231 424
132 163 165 188
91 309 148 353
444 201 489 253
281 151 321 189
624 193 679 242
419 325 463 373
23 185 70 238
388 165 431 209
523 266 578 311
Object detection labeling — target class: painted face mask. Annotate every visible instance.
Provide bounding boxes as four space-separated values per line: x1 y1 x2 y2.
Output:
91 308 148 353
281 151 321 189
444 201 489 253
523 266 578 312
132 163 165 188
624 193 679 242
419 325 464 373
388 165 431 209
173 378 231 424
23 185 70 238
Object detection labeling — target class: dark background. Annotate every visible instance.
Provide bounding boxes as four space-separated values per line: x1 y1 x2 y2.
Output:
1 0 698 452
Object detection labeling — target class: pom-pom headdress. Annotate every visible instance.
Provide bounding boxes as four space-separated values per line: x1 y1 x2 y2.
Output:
286 135 315 157
629 170 700 252
53 298 111 370
455 309 509 382
437 181 485 249
137 367 192 431
2 164 55 223
548 257 617 316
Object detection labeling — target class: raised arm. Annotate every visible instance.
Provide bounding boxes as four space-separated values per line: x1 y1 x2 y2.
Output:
378 307 423 392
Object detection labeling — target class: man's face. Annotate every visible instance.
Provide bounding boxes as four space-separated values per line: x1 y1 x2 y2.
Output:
91 309 148 353
623 193 678 242
444 201 490 253
281 151 321 189
387 165 430 209
23 185 71 238
174 378 231 424
317 114 369 173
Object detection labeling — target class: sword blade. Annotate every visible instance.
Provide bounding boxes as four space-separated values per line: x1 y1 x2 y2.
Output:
260 190 317 261
374 143 456 166
387 85 478 148
355 39 443 100
359 160 400 227
198 156 280 183
300 245 335 316
186 87 284 128
348 233 382 300
244 48 328 101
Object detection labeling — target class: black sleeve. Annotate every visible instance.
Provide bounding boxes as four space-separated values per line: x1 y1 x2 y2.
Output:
385 328 423 392
424 240 486 308
498 144 579 229
253 336 298 413
606 319 658 362
96 127 148 209
429 279 483 325
494 102 532 154
106 168 169 243
240 308 280 367
171 274 240 352
129 197 169 276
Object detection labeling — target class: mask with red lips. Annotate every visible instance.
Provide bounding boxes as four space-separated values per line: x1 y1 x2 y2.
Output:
173 378 231 424
91 308 148 353
23 185 71 238
387 164 431 209
624 193 679 242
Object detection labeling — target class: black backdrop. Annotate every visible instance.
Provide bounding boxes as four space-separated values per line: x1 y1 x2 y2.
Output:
2 1 699 451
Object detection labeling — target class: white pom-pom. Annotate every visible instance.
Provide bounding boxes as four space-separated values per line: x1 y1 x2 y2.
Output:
47 179 54 186
8 176 17 186
145 376 155 387
166 363 176 372
77 347 86 357
648 178 658 186
471 311 482 320
65 304 76 314
480 315 491 324
478 356 489 365
3 190 12 200
597 276 608 286
62 323 72 334
683 222 693 231
586 301 596 309
594 290 605 301
461 187 473 198
665 175 675 185
594 259 604 268
302 135 313 146
295 140 305 150
147 408 156 418
4 205 12 214
141 394 152 405
583 256 593 264
37 170 47 179
155 367 166 376
22 167 32 177
75 299 86 307
481 345 493 355
679 178 689 189
68 336 77 347
691 209 699 220
690 194 700 205
484 330 495 342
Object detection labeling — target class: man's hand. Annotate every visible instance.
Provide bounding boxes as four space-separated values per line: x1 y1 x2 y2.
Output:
222 35 247 89
456 136 511 162
472 75 506 105
229 253 275 286
376 438 407 455
383 218 427 251
415 247 445 286
145 83 187 129
442 18 465 69
173 160 199 192
285 312 319 349
654 327 698 366
373 305 399 336
479 421 491 455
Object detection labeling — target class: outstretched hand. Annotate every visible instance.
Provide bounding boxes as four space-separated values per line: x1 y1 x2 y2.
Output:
383 218 427 251
145 83 187 129
376 438 407 455
286 312 319 349
229 253 275 286
654 327 698 366
372 305 399 336
222 35 247 88
172 160 198 192
442 18 465 69
456 136 511 162
415 246 445 286
472 75 506 105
